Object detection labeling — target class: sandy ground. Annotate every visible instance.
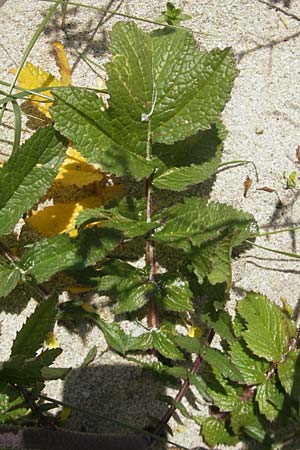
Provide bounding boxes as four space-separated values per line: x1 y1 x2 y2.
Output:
1 1 300 449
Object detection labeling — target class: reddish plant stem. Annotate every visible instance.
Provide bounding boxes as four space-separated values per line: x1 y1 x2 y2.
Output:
154 328 215 435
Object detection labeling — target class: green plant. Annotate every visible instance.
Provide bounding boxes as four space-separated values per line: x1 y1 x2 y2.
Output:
0 8 300 450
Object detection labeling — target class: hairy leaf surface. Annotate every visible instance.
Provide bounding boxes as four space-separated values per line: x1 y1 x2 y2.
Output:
52 22 236 179
238 293 291 362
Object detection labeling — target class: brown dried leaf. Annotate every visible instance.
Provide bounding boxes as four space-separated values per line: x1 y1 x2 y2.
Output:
243 175 252 197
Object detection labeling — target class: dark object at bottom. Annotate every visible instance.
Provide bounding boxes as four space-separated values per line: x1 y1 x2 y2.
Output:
0 425 153 450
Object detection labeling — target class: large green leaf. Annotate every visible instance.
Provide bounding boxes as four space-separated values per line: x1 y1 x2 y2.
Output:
201 416 238 448
0 126 66 235
0 263 20 298
154 197 256 251
278 349 300 399
52 22 236 179
115 283 155 314
238 293 291 362
152 125 223 191
11 296 57 358
21 228 122 284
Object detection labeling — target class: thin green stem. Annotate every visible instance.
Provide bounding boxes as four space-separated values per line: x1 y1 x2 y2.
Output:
218 159 259 182
245 240 300 260
252 225 300 238
0 0 62 123
39 0 217 37
11 100 21 155
61 0 69 29
38 395 190 450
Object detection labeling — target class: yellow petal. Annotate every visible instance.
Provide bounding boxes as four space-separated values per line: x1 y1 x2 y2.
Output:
27 196 100 237
11 41 71 117
45 331 59 349
11 62 61 117
188 326 202 339
55 147 103 186
53 41 71 85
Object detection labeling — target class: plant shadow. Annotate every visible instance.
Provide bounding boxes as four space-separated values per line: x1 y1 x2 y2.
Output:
62 361 167 448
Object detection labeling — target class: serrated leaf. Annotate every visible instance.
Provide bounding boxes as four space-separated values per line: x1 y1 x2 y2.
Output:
0 356 43 385
278 349 300 400
39 348 62 367
96 318 153 354
158 277 193 312
174 335 201 354
115 282 155 314
202 347 244 382
152 125 223 191
202 416 238 448
0 126 67 235
188 373 211 402
96 318 128 354
203 308 235 344
154 197 256 251
238 292 291 362
0 263 20 298
152 331 184 360
52 22 236 179
256 379 284 421
76 198 157 238
0 392 27 424
21 228 122 284
229 340 268 385
11 297 57 359
231 401 265 443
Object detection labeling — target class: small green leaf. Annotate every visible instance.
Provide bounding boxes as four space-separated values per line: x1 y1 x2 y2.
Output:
152 331 184 360
231 401 265 443
21 228 122 284
202 347 244 382
154 197 256 251
115 282 154 314
174 335 201 354
76 198 158 238
278 349 300 399
202 416 238 448
158 277 193 312
188 373 211 402
0 126 66 235
39 348 62 367
0 393 27 424
81 346 97 368
152 126 223 191
0 263 20 298
175 402 191 419
126 332 153 352
41 366 70 380
96 318 128 355
229 340 268 385
11 297 57 359
256 379 284 421
203 309 235 344
238 292 291 362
